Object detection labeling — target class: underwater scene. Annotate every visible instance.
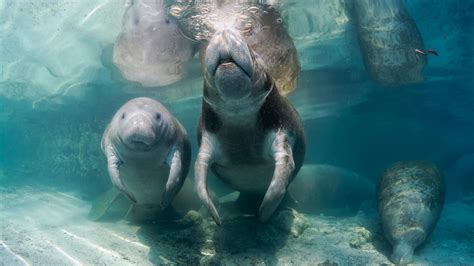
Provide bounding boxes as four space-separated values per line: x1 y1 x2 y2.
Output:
1 0 473 265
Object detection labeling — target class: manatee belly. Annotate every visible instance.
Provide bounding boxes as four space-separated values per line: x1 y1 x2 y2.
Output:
120 165 169 205
212 162 274 194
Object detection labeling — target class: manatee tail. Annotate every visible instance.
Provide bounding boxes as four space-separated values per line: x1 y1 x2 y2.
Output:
391 242 414 265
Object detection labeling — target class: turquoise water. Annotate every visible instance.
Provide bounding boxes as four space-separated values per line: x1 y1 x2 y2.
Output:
1 0 473 264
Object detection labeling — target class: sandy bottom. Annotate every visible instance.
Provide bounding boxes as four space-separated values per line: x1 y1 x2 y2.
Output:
1 186 473 265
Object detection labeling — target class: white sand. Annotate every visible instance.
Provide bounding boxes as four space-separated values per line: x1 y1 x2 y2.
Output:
1 186 473 265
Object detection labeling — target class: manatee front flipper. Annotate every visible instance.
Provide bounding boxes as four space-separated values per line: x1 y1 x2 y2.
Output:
88 188 123 221
105 145 137 203
161 140 191 209
260 130 296 222
195 132 221 225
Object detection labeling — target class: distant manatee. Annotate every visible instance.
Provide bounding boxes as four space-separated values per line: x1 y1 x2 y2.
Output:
353 0 427 86
113 0 196 87
378 161 445 264
288 164 375 215
98 97 191 221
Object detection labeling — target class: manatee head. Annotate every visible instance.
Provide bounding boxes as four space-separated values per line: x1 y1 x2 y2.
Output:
202 28 270 111
114 97 173 151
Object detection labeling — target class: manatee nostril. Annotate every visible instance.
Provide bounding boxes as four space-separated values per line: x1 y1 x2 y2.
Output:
218 57 235 65
121 113 126 119
155 113 161 120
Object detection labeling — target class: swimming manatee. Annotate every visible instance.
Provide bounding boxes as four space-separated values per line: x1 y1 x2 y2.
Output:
168 1 300 96
353 0 427 86
100 97 191 221
378 161 445 264
288 164 375 216
113 0 196 87
194 28 306 225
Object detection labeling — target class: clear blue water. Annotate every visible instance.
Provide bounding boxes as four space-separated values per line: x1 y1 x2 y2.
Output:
0 0 473 264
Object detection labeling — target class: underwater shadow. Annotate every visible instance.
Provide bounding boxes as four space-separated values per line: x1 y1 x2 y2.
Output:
206 214 292 265
136 218 208 264
136 204 293 264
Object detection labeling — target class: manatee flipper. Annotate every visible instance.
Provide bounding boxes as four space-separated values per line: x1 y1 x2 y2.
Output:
105 145 137 203
161 144 189 209
260 131 295 222
195 133 221 225
88 188 123 221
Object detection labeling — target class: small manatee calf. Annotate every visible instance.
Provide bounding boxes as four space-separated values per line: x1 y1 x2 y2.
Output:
378 161 445 264
195 28 306 225
100 97 191 221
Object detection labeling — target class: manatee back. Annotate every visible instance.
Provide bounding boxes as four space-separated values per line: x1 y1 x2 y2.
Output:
353 0 426 86
113 0 196 87
378 161 445 246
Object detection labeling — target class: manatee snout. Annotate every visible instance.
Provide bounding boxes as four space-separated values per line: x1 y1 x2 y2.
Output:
204 29 254 99
120 112 161 150
391 242 415 265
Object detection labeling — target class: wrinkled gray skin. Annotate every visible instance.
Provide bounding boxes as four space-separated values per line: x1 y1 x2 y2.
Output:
102 97 191 214
378 161 445 264
195 28 306 225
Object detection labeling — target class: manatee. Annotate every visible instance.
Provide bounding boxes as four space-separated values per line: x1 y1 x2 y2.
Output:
113 0 196 87
194 27 306 225
100 97 191 221
353 0 427 86
378 161 445 264
168 1 300 96
288 164 375 215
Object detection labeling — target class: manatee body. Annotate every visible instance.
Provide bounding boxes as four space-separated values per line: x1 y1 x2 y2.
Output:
194 26 306 225
101 97 191 220
353 0 427 86
288 164 375 215
378 161 445 264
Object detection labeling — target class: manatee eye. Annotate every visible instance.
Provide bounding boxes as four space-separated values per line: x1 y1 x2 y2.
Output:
165 18 170 24
155 113 161 120
121 113 126 119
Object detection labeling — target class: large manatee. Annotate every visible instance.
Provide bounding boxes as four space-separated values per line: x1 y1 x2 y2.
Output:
101 97 191 220
168 1 300 96
194 27 306 225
